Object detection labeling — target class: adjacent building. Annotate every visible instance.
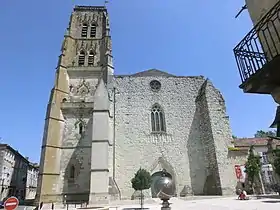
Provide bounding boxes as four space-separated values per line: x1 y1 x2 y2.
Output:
0 144 39 201
26 163 39 200
233 1 280 127
232 137 280 193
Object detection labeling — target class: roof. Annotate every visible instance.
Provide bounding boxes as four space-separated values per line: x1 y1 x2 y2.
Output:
234 137 280 147
115 68 204 78
0 144 32 164
74 6 107 12
130 69 175 77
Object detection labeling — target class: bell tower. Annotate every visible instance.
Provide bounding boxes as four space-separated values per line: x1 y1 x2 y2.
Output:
36 5 113 203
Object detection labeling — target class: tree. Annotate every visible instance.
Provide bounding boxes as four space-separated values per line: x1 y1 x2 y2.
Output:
232 135 237 139
254 130 276 138
245 145 261 193
131 168 152 209
273 149 280 176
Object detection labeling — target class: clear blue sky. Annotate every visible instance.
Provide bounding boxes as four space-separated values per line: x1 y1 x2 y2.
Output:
0 0 276 163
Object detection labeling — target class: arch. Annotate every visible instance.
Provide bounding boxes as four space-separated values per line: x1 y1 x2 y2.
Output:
81 23 88 38
90 23 97 38
78 50 85 66
88 50 94 66
151 104 166 132
62 98 67 103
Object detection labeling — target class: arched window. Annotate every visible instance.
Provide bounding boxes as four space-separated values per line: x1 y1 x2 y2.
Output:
79 122 83 135
88 50 94 66
90 24 96 38
69 165 75 179
151 104 166 132
62 98 67 103
81 23 88 38
78 51 85 66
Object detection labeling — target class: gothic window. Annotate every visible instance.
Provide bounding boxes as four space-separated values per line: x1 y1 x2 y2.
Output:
69 165 75 179
79 122 83 135
90 24 97 38
78 51 85 66
151 104 166 132
88 50 94 66
81 24 88 38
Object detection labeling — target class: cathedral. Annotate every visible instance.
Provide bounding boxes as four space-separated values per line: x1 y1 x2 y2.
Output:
36 5 237 204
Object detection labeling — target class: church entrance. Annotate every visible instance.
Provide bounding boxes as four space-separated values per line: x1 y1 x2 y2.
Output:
151 170 175 198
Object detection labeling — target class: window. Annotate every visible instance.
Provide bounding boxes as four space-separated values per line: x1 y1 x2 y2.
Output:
79 123 83 135
150 80 161 91
151 104 166 132
62 98 67 103
69 165 75 179
262 152 269 164
88 51 94 66
78 51 85 66
90 24 96 38
81 24 88 38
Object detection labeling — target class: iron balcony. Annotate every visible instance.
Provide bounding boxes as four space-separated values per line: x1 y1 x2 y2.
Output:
234 1 280 94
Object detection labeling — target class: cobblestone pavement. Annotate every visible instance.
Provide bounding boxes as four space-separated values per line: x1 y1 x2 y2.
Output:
109 196 280 210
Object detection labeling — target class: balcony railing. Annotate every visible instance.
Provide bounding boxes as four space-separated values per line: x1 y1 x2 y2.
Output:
234 1 280 84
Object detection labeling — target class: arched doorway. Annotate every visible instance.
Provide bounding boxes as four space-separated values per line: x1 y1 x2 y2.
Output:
151 170 175 198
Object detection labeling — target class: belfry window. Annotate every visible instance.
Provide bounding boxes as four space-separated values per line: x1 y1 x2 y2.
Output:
69 165 75 179
78 51 85 66
81 24 88 38
88 51 94 66
151 104 166 132
79 123 83 135
90 24 96 38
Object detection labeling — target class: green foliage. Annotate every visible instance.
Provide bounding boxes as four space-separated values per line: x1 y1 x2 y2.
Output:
245 146 261 184
254 130 276 138
273 149 280 176
131 168 152 191
232 135 237 139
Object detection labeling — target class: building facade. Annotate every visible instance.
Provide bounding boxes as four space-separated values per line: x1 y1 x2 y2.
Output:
233 137 280 193
26 163 39 200
0 144 28 201
0 144 39 202
36 5 240 204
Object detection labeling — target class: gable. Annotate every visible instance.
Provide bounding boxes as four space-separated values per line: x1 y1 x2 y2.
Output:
129 69 175 77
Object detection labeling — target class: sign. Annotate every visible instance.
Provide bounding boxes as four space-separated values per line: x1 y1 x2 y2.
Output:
234 165 246 182
4 197 19 210
235 165 242 179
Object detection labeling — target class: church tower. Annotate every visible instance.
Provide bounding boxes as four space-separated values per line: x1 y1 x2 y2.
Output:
36 6 113 204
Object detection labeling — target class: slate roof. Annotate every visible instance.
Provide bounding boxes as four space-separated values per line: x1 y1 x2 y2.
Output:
130 69 175 77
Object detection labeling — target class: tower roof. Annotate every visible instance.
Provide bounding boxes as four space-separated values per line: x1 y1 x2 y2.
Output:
74 5 107 12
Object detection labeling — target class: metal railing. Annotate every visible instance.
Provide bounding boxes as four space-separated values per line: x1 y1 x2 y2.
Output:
233 1 280 83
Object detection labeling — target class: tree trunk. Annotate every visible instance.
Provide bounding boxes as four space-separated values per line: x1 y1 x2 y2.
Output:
140 190 143 209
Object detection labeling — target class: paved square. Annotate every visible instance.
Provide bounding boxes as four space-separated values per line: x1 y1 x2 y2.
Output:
111 197 280 210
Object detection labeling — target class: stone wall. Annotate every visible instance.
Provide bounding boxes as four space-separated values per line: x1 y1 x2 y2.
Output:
113 75 210 199
200 80 236 195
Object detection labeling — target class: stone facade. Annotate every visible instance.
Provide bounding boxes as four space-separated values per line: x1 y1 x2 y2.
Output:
36 5 238 204
26 163 39 200
0 144 29 201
